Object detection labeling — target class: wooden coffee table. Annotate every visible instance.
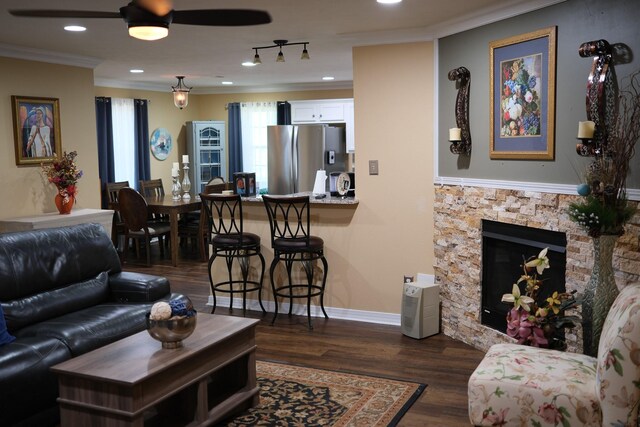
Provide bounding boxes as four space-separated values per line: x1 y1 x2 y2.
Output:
51 313 260 427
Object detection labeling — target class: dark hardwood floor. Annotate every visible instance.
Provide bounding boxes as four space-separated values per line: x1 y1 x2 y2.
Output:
124 243 484 426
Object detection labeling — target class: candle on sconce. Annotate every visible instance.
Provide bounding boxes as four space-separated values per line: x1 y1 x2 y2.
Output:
577 120 595 139
182 154 189 163
449 127 462 141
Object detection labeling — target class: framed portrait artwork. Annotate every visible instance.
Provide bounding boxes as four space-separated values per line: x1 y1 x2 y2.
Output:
12 96 62 166
489 27 557 160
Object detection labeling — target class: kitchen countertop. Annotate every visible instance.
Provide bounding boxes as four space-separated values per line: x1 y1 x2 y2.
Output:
242 192 359 206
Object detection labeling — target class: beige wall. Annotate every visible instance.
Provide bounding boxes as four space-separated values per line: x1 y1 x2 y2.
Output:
0 57 99 218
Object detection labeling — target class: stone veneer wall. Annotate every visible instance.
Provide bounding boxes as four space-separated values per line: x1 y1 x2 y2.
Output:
433 185 640 353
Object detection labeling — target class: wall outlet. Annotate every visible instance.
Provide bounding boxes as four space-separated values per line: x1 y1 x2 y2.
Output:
369 160 379 175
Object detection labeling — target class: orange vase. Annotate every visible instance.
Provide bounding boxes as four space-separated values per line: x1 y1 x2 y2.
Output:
54 193 75 214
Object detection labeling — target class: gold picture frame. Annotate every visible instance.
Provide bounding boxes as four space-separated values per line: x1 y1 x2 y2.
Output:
489 27 556 160
12 96 62 166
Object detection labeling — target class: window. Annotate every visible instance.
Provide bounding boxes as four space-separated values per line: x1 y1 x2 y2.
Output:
240 102 277 191
111 98 136 185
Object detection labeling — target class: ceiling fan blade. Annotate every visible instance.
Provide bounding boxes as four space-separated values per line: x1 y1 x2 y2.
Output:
172 9 271 26
9 10 121 19
136 0 173 17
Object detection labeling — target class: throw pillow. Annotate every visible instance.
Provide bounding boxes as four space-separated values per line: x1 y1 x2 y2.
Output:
0 304 16 345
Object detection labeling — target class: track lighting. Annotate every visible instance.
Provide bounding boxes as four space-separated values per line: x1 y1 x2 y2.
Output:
251 40 310 65
171 76 192 110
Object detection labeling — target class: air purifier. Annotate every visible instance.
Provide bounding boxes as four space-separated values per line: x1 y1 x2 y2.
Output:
401 275 440 339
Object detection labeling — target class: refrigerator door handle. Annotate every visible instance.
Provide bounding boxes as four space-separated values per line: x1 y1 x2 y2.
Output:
292 126 299 193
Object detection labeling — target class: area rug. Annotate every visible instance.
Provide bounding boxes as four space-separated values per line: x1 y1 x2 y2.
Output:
219 360 426 427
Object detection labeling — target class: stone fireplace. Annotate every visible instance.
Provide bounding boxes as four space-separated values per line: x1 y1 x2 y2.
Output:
433 184 639 353
480 219 566 333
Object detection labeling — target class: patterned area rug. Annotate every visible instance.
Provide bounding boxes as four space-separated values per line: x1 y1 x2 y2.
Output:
219 360 426 427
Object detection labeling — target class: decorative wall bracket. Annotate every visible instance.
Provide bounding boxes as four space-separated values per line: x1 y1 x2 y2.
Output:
447 66 471 155
576 39 617 157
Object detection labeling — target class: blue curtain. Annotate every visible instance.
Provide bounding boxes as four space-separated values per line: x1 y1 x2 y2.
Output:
277 101 291 125
133 99 151 187
95 97 114 209
227 102 243 180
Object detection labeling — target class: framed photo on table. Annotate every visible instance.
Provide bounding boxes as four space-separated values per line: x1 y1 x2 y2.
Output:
489 27 556 160
12 96 62 166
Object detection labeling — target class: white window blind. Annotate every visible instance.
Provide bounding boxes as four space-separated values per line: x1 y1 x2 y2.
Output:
240 101 277 191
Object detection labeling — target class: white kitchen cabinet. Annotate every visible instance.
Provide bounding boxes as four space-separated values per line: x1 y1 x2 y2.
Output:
290 99 355 152
186 121 226 194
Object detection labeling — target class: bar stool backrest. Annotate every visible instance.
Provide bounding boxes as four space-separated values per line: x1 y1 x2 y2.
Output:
262 195 311 247
200 193 243 237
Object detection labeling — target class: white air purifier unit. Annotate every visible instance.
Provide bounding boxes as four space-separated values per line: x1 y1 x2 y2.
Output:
401 275 440 339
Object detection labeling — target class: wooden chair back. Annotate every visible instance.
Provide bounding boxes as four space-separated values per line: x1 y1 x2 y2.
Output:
139 179 165 198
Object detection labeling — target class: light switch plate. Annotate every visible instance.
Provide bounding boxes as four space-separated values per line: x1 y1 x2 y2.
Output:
369 160 379 175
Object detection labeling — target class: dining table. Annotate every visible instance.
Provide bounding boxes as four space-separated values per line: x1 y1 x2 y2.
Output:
144 194 204 266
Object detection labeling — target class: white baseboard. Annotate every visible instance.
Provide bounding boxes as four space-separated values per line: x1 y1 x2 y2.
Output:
207 296 401 326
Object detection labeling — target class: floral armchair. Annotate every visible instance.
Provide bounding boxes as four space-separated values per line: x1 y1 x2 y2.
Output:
468 282 640 426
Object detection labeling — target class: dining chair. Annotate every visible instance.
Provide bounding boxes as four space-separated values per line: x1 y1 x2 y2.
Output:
139 178 165 197
201 193 266 314
262 195 329 329
105 181 130 252
117 187 171 266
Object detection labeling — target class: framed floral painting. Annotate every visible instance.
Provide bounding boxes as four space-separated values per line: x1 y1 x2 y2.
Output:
11 96 62 166
489 27 556 160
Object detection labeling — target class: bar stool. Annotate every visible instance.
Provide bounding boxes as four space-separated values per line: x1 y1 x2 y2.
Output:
262 195 329 329
200 193 266 314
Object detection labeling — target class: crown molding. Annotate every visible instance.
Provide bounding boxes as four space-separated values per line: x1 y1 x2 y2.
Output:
0 43 101 69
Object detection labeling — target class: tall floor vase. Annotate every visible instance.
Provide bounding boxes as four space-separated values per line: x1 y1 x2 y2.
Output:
581 234 618 357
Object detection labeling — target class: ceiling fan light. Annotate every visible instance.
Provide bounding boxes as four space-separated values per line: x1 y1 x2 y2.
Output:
171 76 192 110
128 25 168 41
276 50 285 63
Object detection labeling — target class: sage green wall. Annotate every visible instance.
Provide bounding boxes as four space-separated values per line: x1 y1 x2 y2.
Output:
438 0 639 189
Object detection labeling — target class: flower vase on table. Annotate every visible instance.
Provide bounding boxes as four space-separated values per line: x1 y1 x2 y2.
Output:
41 151 82 215
54 188 75 214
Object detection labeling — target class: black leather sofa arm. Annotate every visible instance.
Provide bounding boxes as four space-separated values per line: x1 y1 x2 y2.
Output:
108 272 170 303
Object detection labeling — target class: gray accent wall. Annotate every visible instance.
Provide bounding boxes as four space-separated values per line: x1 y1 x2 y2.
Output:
438 0 639 188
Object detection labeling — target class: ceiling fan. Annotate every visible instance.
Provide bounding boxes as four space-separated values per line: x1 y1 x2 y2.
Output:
9 0 272 40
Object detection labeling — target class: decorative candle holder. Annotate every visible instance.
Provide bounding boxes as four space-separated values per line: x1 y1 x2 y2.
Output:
181 162 191 200
447 66 471 155
577 39 616 158
171 176 182 201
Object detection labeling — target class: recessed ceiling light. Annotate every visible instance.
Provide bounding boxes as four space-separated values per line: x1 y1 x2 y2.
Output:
64 25 86 32
322 76 335 81
377 0 402 3
130 69 144 73
242 61 257 67
222 81 234 85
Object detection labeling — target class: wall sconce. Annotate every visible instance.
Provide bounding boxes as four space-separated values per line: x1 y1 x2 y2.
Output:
252 40 310 64
447 66 471 155
575 39 617 157
171 76 192 110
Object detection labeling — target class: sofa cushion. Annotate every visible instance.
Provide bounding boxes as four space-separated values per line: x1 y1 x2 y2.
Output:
15 302 153 356
0 336 71 426
468 343 600 426
2 272 109 333
0 223 122 302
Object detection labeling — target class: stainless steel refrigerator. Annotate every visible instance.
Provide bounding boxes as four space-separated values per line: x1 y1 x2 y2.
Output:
267 125 346 195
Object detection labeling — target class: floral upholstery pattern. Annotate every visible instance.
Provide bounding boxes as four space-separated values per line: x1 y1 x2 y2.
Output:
468 282 640 426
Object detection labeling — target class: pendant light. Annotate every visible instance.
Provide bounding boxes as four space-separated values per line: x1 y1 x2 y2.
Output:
171 76 192 110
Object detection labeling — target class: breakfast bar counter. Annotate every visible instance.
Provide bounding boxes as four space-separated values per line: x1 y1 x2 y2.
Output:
241 192 359 206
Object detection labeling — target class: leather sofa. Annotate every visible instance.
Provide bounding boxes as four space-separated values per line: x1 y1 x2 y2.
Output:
0 223 185 427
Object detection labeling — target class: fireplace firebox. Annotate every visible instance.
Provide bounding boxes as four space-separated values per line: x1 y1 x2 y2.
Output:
481 220 567 333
